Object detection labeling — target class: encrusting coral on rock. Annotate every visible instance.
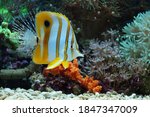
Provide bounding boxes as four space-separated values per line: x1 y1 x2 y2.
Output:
0 21 19 50
43 59 102 93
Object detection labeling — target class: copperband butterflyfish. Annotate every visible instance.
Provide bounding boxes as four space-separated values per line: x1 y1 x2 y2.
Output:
32 11 83 69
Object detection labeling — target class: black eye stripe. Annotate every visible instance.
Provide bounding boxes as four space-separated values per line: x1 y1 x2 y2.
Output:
44 20 50 27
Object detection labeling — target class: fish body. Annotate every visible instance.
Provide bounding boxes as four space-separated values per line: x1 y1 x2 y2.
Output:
32 11 83 69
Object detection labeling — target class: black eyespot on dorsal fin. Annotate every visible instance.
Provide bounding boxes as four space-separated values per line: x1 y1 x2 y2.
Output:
44 20 50 27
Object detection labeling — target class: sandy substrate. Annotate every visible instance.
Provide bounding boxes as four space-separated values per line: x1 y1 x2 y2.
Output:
0 87 150 100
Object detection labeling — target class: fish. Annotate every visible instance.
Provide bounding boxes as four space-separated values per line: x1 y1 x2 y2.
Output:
32 11 84 69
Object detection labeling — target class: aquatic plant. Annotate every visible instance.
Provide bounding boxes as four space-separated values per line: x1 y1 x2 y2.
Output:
0 21 18 69
116 11 150 94
80 39 148 94
0 22 19 50
0 8 12 22
43 59 102 93
0 21 33 70
119 11 150 64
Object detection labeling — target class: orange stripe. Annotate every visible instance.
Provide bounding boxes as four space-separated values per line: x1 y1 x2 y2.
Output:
42 22 52 62
64 23 70 60
56 17 62 57
71 31 74 58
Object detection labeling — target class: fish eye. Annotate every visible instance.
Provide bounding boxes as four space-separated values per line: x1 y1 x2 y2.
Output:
44 20 50 27
36 37 39 43
71 44 73 49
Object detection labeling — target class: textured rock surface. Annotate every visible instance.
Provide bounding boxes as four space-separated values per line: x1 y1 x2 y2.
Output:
0 87 150 100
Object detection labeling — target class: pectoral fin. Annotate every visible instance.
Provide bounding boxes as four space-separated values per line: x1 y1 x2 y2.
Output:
62 61 69 69
46 57 63 69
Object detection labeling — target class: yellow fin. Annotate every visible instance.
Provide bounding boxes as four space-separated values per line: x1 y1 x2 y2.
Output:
62 61 69 69
46 57 63 69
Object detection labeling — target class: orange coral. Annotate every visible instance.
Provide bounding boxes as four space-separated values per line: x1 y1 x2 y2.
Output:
43 59 102 93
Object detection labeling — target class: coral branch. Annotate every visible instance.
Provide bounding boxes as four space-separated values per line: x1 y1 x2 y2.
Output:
0 62 40 80
43 59 102 93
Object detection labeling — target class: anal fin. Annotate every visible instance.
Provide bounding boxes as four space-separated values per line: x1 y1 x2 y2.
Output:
46 57 63 69
62 61 69 69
